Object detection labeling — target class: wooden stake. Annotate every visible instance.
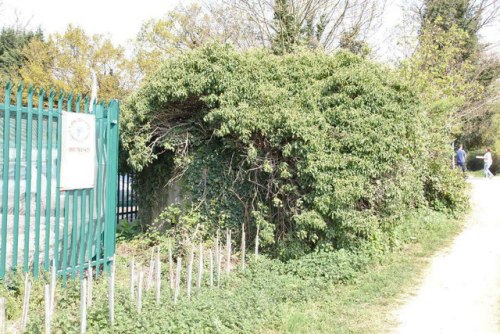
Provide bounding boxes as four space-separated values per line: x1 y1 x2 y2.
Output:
130 258 135 300
215 230 219 263
215 231 220 286
226 230 232 274
44 285 50 334
0 298 7 334
241 224 246 271
197 243 203 290
255 226 260 258
174 257 182 304
217 241 222 287
80 278 87 334
108 259 115 327
155 247 161 305
209 248 214 288
146 249 154 290
87 261 93 308
50 259 56 316
168 247 174 291
0 298 5 334
187 246 195 300
21 274 31 332
137 270 144 313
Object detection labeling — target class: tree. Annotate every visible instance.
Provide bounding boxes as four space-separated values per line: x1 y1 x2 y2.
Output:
272 0 301 53
133 0 387 78
400 0 500 142
338 26 370 56
0 27 43 81
17 25 131 101
419 0 499 61
226 0 386 52
134 2 263 77
401 20 483 139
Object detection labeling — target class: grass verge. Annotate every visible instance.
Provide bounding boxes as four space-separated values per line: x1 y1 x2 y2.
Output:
0 210 464 333
262 212 464 334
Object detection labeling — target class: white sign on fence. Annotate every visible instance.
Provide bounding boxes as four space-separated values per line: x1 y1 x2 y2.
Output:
60 112 96 190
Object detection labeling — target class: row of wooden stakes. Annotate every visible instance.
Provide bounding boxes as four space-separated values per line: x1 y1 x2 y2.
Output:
0 225 259 334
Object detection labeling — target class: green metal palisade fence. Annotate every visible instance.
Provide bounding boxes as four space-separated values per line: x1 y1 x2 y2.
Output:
117 173 137 222
0 82 119 279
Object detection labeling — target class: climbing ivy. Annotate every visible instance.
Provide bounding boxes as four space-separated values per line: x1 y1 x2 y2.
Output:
121 44 467 259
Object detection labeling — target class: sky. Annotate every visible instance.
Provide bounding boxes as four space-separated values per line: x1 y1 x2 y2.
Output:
1 0 183 45
2 0 499 61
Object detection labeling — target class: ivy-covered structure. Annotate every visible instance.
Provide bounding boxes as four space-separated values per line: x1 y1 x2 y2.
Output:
122 45 467 259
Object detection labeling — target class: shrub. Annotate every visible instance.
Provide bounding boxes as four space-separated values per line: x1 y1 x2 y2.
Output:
122 44 467 258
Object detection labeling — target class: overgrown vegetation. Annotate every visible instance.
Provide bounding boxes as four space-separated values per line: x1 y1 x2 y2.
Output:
0 210 461 333
122 45 467 259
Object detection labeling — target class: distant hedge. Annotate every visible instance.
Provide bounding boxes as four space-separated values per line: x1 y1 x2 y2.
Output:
121 45 467 259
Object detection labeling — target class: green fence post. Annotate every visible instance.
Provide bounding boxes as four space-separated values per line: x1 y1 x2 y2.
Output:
104 101 119 273
44 89 55 271
1 82 12 278
23 87 34 272
12 83 23 269
94 102 104 276
33 88 45 278
53 90 62 274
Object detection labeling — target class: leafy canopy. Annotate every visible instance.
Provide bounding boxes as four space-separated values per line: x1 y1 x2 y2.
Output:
123 45 466 258
16 25 132 100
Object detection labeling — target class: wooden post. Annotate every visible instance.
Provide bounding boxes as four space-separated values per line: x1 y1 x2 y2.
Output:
21 274 31 332
217 241 222 287
255 226 259 258
137 270 144 313
130 258 135 300
80 278 87 334
187 246 195 300
44 285 50 334
241 224 246 271
0 298 5 334
215 231 220 286
108 259 115 327
226 230 231 274
168 247 174 291
50 259 56 316
146 249 154 290
197 243 203 290
174 257 182 304
209 248 214 288
215 230 220 262
215 230 219 265
155 247 161 305
87 261 93 308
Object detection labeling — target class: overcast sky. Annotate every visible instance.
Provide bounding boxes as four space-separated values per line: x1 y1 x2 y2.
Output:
2 0 499 61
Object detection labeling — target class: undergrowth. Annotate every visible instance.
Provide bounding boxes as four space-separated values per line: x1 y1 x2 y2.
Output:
0 209 461 333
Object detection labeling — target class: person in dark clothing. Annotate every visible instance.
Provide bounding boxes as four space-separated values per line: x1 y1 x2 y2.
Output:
456 144 467 174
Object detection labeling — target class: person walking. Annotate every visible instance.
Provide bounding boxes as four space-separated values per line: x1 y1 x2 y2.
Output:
456 144 467 175
478 147 494 178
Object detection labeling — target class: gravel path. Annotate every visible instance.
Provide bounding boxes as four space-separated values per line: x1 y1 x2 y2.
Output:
394 176 500 334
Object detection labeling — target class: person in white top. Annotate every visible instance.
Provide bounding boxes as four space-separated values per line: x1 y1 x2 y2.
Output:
478 147 494 178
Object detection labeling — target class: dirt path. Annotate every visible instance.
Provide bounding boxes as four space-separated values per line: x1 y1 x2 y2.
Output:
394 177 500 334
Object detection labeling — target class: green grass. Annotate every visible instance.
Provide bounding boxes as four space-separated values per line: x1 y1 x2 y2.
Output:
262 213 464 334
468 170 486 178
0 211 464 333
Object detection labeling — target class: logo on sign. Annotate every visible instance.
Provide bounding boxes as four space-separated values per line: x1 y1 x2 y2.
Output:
69 118 91 142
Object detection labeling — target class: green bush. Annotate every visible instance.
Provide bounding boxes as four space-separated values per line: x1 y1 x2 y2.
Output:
122 44 467 258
